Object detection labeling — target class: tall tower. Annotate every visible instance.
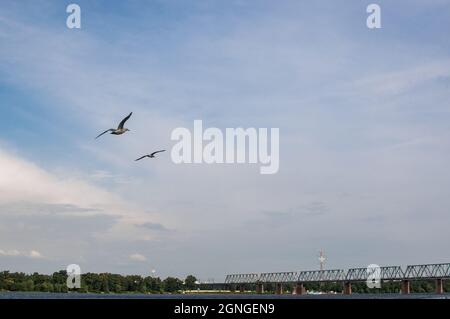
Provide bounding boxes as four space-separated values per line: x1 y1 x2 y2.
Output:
319 250 326 271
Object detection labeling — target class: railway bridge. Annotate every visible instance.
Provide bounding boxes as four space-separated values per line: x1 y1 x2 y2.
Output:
200 263 450 295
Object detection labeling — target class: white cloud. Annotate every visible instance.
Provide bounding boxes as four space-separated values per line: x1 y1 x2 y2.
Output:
0 146 170 246
0 146 146 220
129 253 147 262
0 249 43 259
29 250 43 259
352 60 450 97
0 147 120 209
0 249 21 257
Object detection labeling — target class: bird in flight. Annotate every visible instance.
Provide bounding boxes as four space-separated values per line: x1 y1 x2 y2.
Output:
96 112 133 139
135 150 166 161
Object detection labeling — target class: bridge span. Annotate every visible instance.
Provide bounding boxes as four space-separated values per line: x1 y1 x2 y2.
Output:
199 263 450 295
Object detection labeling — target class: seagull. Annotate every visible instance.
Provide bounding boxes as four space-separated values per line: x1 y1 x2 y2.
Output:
95 112 133 139
135 150 166 161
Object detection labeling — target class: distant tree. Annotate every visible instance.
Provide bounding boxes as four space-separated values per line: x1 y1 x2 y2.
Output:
124 275 145 292
184 275 198 290
108 274 123 293
100 273 110 293
163 277 183 293
51 270 67 286
144 276 162 293
23 279 35 291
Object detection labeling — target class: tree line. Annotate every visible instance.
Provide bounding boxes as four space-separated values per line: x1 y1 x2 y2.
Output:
0 270 198 294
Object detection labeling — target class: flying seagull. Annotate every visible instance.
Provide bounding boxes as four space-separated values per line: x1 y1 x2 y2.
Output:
135 150 166 161
96 112 133 139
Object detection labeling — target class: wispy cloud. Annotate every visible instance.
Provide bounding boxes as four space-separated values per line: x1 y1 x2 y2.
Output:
129 253 147 262
0 145 167 263
0 249 44 259
351 60 450 97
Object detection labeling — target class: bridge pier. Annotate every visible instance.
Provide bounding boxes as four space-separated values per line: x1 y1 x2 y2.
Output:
256 283 264 294
401 280 410 294
435 279 444 294
275 283 283 295
294 282 305 295
343 282 352 295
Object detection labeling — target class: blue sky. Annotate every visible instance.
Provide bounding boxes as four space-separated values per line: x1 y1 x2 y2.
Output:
1 0 450 280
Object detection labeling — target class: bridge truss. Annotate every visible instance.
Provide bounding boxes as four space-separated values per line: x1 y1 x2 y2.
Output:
404 263 450 280
224 263 450 284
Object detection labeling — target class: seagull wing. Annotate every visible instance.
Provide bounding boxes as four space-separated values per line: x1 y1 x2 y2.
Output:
135 155 150 161
118 112 133 129
95 129 114 139
150 150 166 157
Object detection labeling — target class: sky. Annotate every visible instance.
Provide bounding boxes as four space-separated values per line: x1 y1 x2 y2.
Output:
0 0 450 281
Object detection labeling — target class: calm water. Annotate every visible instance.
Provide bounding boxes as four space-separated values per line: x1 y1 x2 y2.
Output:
0 292 449 299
